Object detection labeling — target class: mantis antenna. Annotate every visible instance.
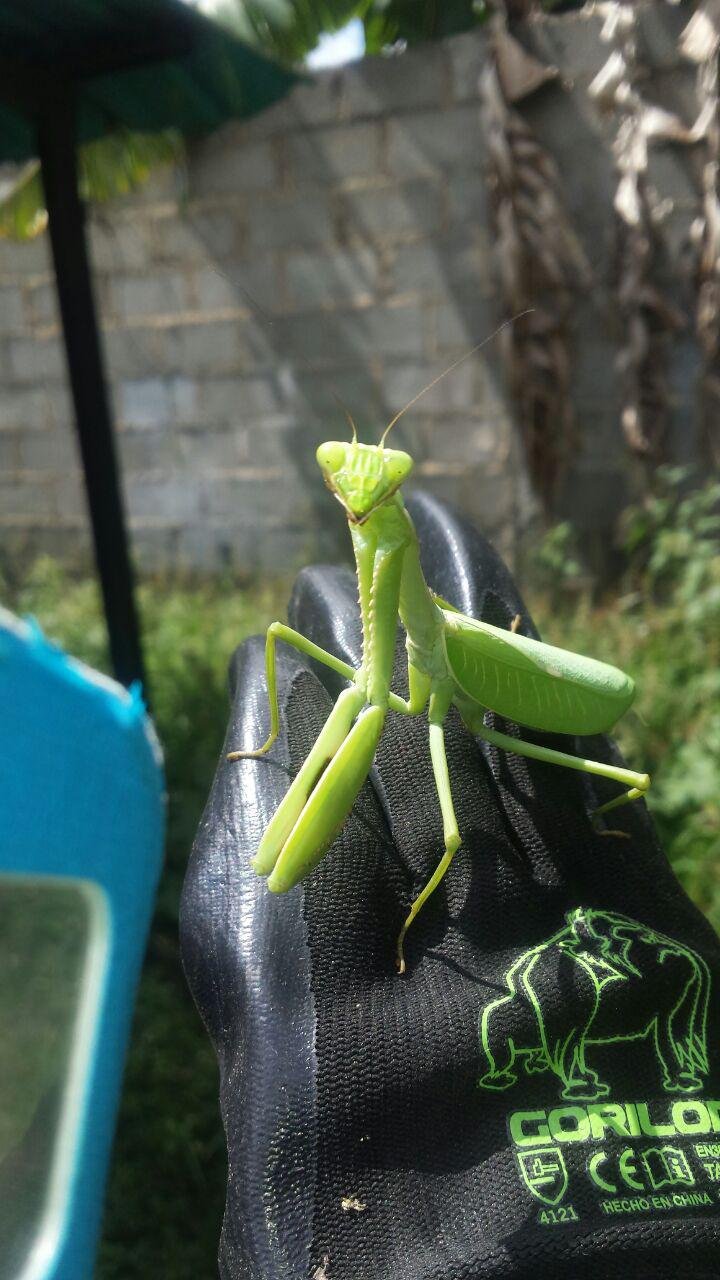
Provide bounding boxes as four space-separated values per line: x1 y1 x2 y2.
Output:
378 310 534 448
332 391 358 443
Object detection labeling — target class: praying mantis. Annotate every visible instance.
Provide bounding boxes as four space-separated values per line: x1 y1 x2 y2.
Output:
228 345 650 974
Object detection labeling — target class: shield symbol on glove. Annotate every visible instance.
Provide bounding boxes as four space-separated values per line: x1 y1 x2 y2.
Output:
517 1147 568 1206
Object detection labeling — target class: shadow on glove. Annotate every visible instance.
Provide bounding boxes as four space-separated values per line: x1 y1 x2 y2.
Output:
181 492 720 1280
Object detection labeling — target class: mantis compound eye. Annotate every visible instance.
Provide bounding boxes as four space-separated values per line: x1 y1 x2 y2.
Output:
383 450 413 487
316 441 346 476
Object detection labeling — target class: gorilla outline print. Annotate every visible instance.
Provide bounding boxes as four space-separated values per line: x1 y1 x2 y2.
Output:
478 908 711 1102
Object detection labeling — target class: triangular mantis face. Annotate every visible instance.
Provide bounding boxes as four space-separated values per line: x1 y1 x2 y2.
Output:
316 441 413 522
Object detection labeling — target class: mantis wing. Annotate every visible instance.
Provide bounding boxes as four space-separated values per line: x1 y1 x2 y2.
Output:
442 609 635 735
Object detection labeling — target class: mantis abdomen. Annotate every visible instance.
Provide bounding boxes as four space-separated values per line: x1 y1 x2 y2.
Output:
443 612 635 736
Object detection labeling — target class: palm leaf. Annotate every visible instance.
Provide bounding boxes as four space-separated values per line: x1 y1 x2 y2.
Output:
0 129 184 242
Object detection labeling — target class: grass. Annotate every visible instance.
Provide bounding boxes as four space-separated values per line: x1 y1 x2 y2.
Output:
2 473 718 1275
5 560 289 1279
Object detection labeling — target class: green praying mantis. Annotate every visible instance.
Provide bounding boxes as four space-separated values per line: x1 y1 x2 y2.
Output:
228 341 650 973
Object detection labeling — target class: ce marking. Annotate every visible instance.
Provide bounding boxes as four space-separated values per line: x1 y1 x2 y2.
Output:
588 1149 644 1194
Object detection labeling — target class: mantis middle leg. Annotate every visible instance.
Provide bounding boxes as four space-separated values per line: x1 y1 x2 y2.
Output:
396 684 460 974
227 622 360 760
227 626 429 762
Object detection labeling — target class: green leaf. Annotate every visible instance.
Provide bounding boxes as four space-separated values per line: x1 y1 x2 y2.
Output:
217 0 372 63
0 130 184 243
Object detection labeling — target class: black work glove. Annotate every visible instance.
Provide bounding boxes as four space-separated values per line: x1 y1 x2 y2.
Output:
181 493 720 1280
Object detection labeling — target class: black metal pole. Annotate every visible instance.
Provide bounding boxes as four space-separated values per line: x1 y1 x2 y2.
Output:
38 88 147 694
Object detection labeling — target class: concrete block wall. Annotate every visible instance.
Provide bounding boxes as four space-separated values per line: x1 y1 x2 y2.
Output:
0 5 710 576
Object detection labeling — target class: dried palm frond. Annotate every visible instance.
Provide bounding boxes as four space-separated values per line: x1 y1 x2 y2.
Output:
481 13 587 515
681 0 720 466
589 1 689 465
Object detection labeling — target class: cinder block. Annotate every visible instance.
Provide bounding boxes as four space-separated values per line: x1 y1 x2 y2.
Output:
247 193 334 251
0 286 26 333
155 320 244 375
191 261 279 314
9 336 65 384
89 219 153 273
0 431 19 469
416 414 509 466
0 387 54 431
26 282 58 328
201 375 281 423
127 474 201 522
292 367 383 421
446 172 488 226
176 425 247 471
433 295 503 352
386 107 483 178
447 31 484 102
390 233 493 298
202 472 293 523
0 472 55 519
114 272 189 320
289 75 344 128
118 378 174 429
286 247 378 308
171 376 200 423
103 326 163 377
19 430 76 470
0 234 51 279
130 525 179 570
342 45 449 118
151 208 242 263
222 258 283 316
176 523 236 572
287 123 382 185
53 471 87 522
190 266 242 313
279 303 426 364
117 429 180 473
383 359 475 414
339 181 444 242
189 139 278 196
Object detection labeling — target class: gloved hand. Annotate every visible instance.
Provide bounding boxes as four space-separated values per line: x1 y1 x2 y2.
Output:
181 493 720 1280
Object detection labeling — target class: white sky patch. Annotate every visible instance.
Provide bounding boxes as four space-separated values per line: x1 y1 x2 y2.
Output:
306 19 365 69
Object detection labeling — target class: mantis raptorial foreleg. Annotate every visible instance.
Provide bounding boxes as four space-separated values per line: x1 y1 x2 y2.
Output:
250 683 367 877
396 685 461 974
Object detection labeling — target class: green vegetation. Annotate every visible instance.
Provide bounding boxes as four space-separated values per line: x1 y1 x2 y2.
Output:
2 469 718 1275
5 564 288 1278
529 468 720 928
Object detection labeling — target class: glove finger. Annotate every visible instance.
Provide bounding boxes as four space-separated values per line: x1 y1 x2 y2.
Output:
182 635 396 1279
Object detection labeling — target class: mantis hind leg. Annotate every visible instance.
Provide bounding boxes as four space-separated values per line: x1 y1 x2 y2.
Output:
462 713 650 821
397 686 460 975
227 622 358 760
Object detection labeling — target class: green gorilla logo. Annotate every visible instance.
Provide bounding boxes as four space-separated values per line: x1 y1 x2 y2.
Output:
478 908 711 1103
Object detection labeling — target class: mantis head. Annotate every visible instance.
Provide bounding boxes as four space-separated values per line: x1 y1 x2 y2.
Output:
316 441 413 523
